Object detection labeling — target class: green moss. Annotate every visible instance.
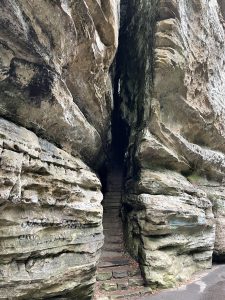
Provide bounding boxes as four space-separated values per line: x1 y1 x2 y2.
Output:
163 274 177 288
0 133 6 139
187 173 202 184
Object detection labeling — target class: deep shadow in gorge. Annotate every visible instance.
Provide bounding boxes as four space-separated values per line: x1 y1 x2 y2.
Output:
98 24 131 192
94 53 145 296
111 65 130 166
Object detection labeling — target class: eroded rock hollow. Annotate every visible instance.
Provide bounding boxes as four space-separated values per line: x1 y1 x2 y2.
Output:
1 0 225 299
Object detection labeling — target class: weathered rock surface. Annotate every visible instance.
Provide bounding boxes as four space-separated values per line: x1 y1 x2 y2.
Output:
0 1 119 298
0 0 119 166
0 118 103 299
1 0 225 297
195 179 225 262
119 0 225 288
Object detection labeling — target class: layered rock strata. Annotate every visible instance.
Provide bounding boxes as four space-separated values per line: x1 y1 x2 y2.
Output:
0 118 103 299
1 0 225 297
0 0 119 298
119 0 225 288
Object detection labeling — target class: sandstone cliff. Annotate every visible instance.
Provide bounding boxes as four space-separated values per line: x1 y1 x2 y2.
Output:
0 118 103 299
0 0 119 166
1 0 225 299
120 0 225 288
0 1 118 299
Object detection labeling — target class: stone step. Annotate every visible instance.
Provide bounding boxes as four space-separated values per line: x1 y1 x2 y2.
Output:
99 279 129 292
103 197 121 201
104 236 123 243
103 218 122 224
98 276 144 290
103 219 121 223
103 217 122 222
100 250 125 258
103 207 121 211
103 217 121 222
103 244 124 252
104 193 122 196
103 211 121 217
104 204 121 209
103 199 121 204
95 286 153 300
104 193 122 197
103 218 122 225
103 221 122 226
103 204 121 208
103 225 123 231
104 195 122 200
103 212 121 217
103 209 121 214
103 214 121 218
104 211 121 215
104 206 121 209
107 182 123 185
103 209 121 213
107 175 123 180
103 208 121 212
97 265 140 275
103 227 123 232
107 185 122 188
103 202 121 206
103 216 121 220
102 246 125 252
103 230 123 236
103 236 123 241
98 257 130 268
95 168 147 300
103 227 122 232
103 206 121 210
107 176 123 180
103 208 121 213
103 201 121 205
128 276 145 287
97 269 129 280
103 202 121 210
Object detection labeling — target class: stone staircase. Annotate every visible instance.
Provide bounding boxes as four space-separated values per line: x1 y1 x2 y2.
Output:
94 166 152 299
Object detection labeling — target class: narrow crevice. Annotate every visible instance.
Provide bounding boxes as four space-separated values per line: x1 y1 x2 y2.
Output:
95 7 144 294
111 62 130 166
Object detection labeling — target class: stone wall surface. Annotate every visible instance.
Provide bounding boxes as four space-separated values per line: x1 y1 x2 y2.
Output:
120 0 225 288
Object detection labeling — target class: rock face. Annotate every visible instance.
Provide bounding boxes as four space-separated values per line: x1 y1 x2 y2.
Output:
119 0 225 288
0 0 119 166
0 0 119 299
0 118 103 299
1 0 225 298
